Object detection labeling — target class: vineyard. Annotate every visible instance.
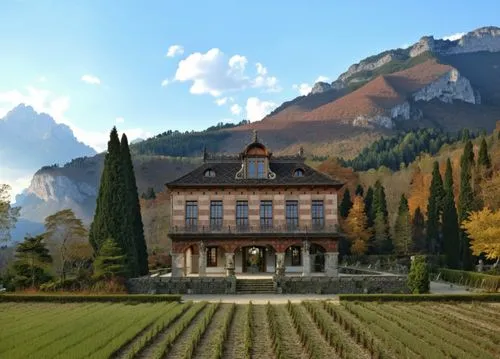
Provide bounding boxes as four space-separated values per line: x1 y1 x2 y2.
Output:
1 300 499 359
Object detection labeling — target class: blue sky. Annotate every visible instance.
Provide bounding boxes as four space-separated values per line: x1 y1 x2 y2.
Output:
0 0 498 151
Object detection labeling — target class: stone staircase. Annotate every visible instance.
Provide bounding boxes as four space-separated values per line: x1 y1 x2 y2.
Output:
236 279 276 294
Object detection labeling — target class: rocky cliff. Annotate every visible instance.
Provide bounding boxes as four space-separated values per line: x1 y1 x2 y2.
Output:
328 26 500 91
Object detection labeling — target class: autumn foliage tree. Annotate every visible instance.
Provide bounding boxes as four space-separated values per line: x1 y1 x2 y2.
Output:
344 196 371 255
461 208 500 263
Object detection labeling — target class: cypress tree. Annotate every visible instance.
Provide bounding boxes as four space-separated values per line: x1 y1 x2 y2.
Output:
372 180 388 221
394 194 412 255
442 158 460 268
411 207 426 253
120 134 149 275
339 188 353 218
355 184 364 197
426 161 444 254
89 127 138 276
458 140 475 270
477 137 491 169
364 186 374 227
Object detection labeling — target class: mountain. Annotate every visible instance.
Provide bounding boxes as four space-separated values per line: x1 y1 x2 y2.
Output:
0 104 96 197
10 25 500 241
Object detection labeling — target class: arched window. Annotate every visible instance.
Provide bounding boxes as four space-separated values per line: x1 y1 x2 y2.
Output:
293 168 305 177
204 169 216 177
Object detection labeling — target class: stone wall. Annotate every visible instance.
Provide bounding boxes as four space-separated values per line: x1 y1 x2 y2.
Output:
127 277 235 295
128 275 407 295
277 275 408 294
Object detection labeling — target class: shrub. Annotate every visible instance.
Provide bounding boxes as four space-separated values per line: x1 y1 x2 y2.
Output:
0 294 181 303
438 268 500 292
407 255 430 294
338 293 500 302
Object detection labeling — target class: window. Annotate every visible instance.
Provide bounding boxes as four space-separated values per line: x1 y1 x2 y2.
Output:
290 246 302 266
207 247 218 267
248 158 265 178
185 201 198 229
293 168 304 177
286 200 299 229
312 200 324 228
204 169 216 177
210 201 223 229
260 200 273 229
236 201 249 229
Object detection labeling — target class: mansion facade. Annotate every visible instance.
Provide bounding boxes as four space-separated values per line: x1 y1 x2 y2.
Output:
166 132 343 277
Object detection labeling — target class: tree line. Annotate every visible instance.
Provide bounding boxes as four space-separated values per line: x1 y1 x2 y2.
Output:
339 132 499 270
341 128 479 171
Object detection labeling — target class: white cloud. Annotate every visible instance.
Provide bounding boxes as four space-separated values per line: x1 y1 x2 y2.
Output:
174 48 280 97
442 32 466 41
245 97 276 122
291 75 329 96
81 74 101 85
166 44 184 58
115 117 125 124
315 75 330 83
292 83 312 96
230 104 242 116
161 79 169 87
215 97 228 106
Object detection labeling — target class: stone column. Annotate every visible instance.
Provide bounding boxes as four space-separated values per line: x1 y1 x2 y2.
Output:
198 241 207 277
325 252 339 277
275 252 285 277
225 252 235 277
302 240 311 277
171 252 185 277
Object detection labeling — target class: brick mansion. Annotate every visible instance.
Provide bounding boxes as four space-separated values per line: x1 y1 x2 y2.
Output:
166 132 343 277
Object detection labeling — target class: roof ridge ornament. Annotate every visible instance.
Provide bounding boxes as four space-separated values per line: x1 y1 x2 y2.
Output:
252 129 258 143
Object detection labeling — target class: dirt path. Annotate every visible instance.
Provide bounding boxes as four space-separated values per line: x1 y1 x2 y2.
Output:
222 305 248 359
165 303 217 359
192 304 233 359
251 305 275 359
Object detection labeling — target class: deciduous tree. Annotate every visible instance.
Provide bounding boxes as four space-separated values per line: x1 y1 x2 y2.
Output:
461 208 500 262
0 184 20 243
44 209 90 281
344 196 371 255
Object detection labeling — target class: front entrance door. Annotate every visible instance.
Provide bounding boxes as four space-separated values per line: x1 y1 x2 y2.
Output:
242 246 266 273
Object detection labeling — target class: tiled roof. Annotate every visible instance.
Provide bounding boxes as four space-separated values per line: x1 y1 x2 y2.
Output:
166 158 343 188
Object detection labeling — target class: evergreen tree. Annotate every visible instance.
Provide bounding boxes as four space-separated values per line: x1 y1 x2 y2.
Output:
121 134 149 276
426 161 444 254
411 207 426 253
372 180 388 221
141 187 157 200
442 159 460 269
89 127 138 276
458 140 475 270
355 184 364 197
13 235 52 289
477 137 491 169
394 194 412 255
407 255 430 294
364 186 374 227
93 238 127 280
339 188 353 218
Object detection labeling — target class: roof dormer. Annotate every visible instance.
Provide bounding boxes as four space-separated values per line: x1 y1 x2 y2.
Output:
236 130 276 180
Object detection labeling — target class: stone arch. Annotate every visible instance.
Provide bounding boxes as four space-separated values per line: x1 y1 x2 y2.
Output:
310 243 326 273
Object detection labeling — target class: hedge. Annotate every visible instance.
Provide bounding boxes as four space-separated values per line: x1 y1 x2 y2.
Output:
338 293 500 302
438 268 500 292
0 294 182 303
